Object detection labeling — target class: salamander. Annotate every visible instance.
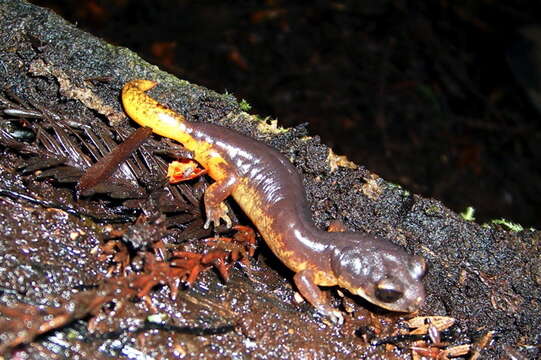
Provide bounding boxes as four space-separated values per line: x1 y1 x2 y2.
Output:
121 80 426 323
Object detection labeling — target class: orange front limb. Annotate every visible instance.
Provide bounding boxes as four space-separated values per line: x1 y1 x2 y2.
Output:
203 169 239 229
294 269 344 324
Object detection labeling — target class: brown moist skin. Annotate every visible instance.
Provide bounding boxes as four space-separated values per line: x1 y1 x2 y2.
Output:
122 80 427 323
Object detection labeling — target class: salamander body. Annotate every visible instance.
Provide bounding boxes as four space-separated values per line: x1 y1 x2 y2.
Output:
122 80 426 323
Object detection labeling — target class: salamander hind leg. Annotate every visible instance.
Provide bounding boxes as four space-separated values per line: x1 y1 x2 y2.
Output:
203 171 239 229
294 269 344 325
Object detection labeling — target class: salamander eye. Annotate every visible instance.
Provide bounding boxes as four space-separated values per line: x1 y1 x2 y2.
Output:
375 278 404 303
409 256 427 280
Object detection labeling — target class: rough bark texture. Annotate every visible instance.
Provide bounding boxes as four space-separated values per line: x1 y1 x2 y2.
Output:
0 1 539 359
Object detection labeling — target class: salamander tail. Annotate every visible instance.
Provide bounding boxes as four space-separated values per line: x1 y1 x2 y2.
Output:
122 80 193 144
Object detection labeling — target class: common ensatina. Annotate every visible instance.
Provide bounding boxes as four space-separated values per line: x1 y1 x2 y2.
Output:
122 80 426 323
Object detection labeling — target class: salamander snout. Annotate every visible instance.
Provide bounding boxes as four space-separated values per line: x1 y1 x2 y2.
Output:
374 255 426 304
331 237 427 312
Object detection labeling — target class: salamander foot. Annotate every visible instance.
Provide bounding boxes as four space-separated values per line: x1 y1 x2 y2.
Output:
316 304 344 325
204 202 232 229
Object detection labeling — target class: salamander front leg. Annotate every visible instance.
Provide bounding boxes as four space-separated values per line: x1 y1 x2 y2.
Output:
294 269 344 325
203 173 239 229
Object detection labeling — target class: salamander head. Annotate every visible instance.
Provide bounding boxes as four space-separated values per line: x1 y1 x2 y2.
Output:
331 234 426 312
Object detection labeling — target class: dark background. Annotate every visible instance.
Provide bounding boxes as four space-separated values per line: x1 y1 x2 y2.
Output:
30 0 541 227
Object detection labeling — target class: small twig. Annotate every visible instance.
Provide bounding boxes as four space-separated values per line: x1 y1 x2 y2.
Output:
0 188 136 224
